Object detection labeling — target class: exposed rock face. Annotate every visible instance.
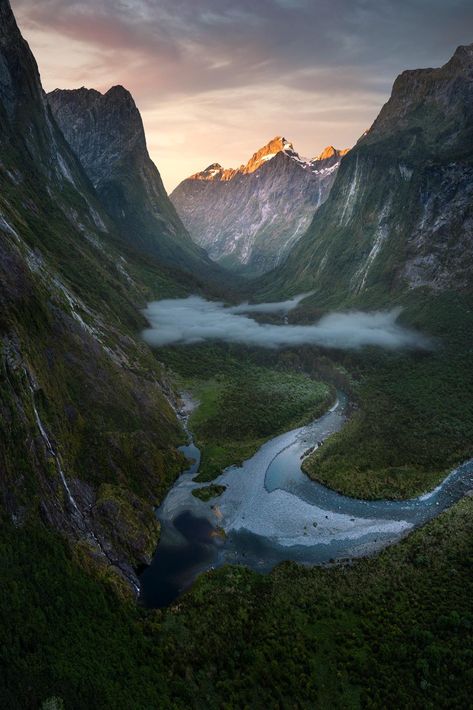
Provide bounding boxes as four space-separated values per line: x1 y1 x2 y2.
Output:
48 86 217 274
263 44 473 300
0 1 96 193
0 0 187 593
171 137 349 275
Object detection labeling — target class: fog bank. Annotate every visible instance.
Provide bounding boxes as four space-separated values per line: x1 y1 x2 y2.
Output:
142 296 429 350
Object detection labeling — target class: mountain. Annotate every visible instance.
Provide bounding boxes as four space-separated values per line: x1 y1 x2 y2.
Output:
261 45 473 302
0 0 190 592
171 137 349 275
48 86 222 276
2 3 473 706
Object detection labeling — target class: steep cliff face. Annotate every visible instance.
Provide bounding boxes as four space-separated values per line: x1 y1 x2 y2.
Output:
0 0 185 593
48 86 219 275
171 137 349 275
263 45 473 301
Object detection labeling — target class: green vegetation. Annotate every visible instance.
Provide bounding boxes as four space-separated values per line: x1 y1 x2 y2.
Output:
162 345 332 481
185 375 265 481
191 484 226 501
93 484 160 565
191 368 330 481
1 497 472 708
303 293 473 499
0 131 191 541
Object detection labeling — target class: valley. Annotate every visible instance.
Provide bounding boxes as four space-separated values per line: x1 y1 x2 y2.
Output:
137 288 473 613
0 0 472 707
2 368 473 706
140 384 473 610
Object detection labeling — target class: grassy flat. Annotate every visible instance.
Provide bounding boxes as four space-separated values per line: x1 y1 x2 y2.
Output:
188 367 332 482
191 484 227 501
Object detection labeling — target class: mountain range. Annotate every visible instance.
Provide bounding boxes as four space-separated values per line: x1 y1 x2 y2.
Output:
171 137 349 274
1 0 473 704
2 0 472 598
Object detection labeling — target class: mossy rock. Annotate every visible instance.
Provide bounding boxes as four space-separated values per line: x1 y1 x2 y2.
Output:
191 484 226 502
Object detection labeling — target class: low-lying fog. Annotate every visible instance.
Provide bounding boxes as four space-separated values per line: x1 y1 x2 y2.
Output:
142 295 430 350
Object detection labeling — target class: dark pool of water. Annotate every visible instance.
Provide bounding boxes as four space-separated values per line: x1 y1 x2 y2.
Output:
140 511 219 608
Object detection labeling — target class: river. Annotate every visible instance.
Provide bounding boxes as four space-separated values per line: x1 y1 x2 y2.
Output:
140 392 473 608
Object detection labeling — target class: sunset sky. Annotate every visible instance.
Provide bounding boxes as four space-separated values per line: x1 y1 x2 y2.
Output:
12 0 473 192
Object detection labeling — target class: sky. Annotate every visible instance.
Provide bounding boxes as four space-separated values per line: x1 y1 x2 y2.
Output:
12 0 473 192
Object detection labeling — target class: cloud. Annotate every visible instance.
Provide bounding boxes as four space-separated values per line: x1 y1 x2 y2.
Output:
141 296 430 350
230 293 313 314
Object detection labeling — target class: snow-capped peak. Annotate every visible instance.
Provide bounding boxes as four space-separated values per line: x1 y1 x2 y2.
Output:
240 136 313 173
187 140 351 183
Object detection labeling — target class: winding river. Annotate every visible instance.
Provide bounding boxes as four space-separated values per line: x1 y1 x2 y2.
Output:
140 393 473 608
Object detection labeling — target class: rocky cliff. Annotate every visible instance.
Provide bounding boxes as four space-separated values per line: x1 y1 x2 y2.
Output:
171 137 349 275
48 86 221 276
0 0 188 593
261 45 473 302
